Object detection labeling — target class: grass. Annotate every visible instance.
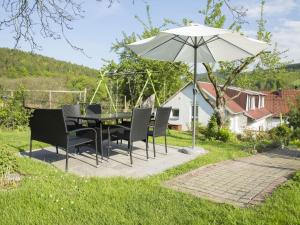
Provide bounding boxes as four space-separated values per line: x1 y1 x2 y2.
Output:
0 129 300 225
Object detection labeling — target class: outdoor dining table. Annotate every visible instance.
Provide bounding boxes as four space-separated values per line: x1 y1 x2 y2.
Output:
67 112 132 159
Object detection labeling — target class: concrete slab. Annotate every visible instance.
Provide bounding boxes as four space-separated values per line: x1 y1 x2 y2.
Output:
22 141 206 178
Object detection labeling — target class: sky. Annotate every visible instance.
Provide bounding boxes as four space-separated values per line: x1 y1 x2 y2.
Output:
0 0 299 69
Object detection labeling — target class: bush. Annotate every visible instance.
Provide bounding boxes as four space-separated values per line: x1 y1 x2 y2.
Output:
269 124 292 147
0 145 18 177
291 127 300 140
205 114 219 140
217 128 233 142
0 88 31 129
195 122 207 140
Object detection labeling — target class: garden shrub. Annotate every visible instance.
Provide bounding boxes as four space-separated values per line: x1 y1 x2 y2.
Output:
195 122 207 140
205 114 219 140
0 145 18 177
0 88 31 129
217 128 235 142
269 124 292 147
291 127 300 140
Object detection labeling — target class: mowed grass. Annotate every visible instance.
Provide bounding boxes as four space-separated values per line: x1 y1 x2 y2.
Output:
1 129 300 225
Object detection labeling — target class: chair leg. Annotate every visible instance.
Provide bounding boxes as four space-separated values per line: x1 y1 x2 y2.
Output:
107 133 111 159
29 138 32 157
129 141 133 165
56 146 58 154
95 139 99 166
165 134 168 154
153 136 156 158
65 148 69 172
146 136 149 160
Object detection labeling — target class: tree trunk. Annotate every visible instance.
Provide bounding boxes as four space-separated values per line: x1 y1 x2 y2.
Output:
215 95 227 128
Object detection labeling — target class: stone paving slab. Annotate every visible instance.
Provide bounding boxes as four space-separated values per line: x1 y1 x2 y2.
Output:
165 149 300 207
22 141 206 178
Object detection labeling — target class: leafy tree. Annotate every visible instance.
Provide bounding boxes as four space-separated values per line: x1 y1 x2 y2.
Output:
107 5 191 107
234 0 288 91
196 0 264 128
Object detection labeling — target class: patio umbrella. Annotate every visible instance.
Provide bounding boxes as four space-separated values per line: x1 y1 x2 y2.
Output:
128 23 268 150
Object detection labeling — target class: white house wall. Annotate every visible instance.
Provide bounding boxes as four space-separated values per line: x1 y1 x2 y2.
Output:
163 84 214 131
247 118 268 131
229 114 247 134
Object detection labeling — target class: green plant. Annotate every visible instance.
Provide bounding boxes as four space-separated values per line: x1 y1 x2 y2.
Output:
0 145 18 177
0 88 31 129
217 127 235 142
269 124 292 147
195 122 207 140
205 114 219 140
291 127 300 140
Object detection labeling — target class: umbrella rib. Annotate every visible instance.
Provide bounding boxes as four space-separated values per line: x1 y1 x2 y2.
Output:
174 36 194 47
203 42 216 62
189 36 196 46
140 36 179 57
172 36 189 62
197 35 218 47
218 37 255 56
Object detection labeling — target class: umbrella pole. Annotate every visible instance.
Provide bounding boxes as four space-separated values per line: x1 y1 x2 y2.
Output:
192 37 197 149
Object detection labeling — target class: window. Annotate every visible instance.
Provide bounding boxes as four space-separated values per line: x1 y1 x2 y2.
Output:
247 95 256 110
171 109 179 119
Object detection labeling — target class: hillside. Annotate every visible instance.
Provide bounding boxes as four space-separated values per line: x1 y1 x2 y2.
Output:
0 48 98 78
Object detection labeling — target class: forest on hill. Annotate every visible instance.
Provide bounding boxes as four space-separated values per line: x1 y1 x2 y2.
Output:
0 48 98 78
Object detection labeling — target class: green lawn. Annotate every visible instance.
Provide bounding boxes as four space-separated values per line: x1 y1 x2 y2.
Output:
1 129 300 225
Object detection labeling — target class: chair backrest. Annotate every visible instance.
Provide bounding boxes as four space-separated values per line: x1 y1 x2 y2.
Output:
62 104 81 123
86 104 102 115
29 109 67 148
153 107 172 137
130 108 152 142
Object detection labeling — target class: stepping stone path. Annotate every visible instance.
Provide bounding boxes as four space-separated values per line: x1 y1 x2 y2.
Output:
165 148 300 207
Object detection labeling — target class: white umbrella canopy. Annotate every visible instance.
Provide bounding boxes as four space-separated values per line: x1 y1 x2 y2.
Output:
128 23 268 63
128 23 268 150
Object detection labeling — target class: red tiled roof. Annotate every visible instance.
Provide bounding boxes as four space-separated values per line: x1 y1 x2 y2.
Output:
198 82 272 120
245 108 272 120
198 82 244 113
263 90 300 117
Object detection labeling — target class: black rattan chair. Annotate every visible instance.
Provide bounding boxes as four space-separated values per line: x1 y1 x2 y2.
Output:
85 104 102 127
147 107 171 157
62 104 82 131
109 108 152 165
29 109 98 171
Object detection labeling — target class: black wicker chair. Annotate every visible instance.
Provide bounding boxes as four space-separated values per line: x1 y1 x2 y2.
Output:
62 104 82 131
109 108 152 165
85 104 102 127
29 109 98 171
147 107 171 157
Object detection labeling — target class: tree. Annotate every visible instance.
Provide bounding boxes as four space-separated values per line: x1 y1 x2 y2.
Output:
106 5 191 107
234 0 288 91
196 0 264 128
0 0 121 52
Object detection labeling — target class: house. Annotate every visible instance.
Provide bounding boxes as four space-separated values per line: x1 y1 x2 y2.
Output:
263 89 300 128
162 81 273 133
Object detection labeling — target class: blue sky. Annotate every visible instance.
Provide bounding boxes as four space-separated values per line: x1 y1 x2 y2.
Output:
0 0 299 69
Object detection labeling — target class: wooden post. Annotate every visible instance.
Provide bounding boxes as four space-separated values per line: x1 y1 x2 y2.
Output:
124 95 127 112
11 91 14 97
49 91 52 109
84 88 87 104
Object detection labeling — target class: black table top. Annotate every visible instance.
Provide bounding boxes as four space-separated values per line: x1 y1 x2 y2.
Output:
67 112 132 121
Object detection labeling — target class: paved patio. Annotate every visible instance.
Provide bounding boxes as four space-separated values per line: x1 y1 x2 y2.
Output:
165 148 300 207
23 141 206 178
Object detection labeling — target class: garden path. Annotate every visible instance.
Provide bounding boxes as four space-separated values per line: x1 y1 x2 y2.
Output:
165 148 300 207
